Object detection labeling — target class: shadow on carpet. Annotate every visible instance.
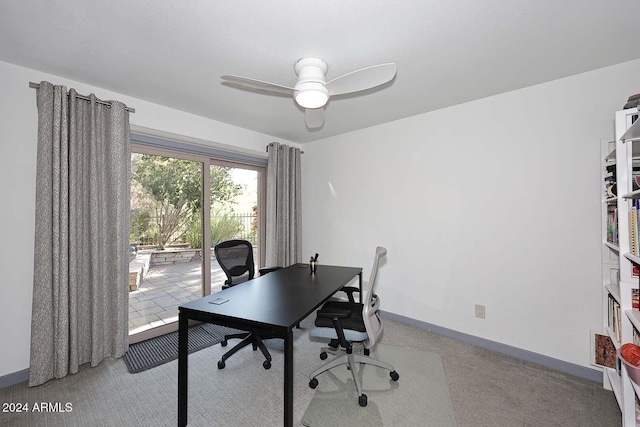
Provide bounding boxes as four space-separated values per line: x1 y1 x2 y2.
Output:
123 323 243 373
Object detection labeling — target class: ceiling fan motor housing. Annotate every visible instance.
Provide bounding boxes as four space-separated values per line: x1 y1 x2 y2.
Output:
294 58 329 108
294 57 328 81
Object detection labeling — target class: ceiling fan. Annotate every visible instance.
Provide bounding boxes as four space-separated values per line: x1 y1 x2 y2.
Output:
221 58 397 128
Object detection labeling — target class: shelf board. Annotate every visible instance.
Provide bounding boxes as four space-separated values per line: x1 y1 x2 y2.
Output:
621 115 640 142
606 281 621 304
605 367 622 408
624 252 640 264
626 309 640 332
622 189 640 199
605 196 617 203
605 241 620 252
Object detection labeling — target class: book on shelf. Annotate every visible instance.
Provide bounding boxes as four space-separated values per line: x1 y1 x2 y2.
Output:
634 199 640 255
617 304 621 343
605 162 616 175
633 328 640 345
634 288 640 309
634 327 640 346
634 173 640 191
630 207 638 256
611 268 620 287
607 204 618 244
609 295 622 343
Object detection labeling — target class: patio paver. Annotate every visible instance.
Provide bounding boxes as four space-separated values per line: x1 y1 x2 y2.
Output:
128 251 256 335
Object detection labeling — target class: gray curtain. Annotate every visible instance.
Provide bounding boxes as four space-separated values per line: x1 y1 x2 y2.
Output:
266 142 302 267
29 81 131 387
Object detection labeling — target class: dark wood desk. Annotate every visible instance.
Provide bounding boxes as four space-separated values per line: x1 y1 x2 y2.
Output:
177 263 362 427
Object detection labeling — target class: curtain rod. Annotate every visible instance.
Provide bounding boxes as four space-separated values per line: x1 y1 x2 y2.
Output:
29 82 135 113
266 142 304 154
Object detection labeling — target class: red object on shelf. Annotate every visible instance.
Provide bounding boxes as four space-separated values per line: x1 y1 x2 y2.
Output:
618 344 640 385
620 343 640 366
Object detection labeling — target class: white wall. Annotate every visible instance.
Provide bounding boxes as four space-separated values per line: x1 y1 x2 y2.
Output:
3 57 639 378
0 60 295 377
302 59 640 368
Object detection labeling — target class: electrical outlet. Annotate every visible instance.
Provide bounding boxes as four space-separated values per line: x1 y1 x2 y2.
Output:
475 304 485 319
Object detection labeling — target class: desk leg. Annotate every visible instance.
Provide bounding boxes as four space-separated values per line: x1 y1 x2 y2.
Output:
284 330 294 427
178 312 188 426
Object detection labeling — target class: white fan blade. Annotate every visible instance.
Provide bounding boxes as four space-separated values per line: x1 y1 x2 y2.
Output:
305 108 325 128
221 75 294 96
325 63 397 96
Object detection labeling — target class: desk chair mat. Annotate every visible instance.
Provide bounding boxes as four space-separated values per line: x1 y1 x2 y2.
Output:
301 344 456 427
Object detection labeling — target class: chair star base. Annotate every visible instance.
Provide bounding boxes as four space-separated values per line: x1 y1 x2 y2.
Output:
308 341 399 407
217 332 272 370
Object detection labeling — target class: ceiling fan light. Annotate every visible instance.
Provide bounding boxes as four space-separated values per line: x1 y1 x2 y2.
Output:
295 87 329 109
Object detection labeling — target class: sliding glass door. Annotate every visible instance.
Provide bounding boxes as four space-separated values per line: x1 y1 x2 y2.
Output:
210 163 262 291
128 150 204 340
128 147 265 342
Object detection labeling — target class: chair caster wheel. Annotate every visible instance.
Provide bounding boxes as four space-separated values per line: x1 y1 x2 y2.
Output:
364 348 370 356
217 360 225 369
252 343 258 351
390 371 399 381
221 340 227 347
319 352 328 360
309 378 318 389
263 360 271 370
358 394 368 407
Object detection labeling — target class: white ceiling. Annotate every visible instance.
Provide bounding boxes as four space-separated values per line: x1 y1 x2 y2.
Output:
2 1 640 143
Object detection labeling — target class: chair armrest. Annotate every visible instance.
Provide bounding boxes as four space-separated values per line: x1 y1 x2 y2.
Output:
259 266 283 275
316 308 351 350
338 286 360 303
317 308 351 319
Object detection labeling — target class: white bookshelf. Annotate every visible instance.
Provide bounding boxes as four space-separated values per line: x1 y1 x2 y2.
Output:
602 108 640 426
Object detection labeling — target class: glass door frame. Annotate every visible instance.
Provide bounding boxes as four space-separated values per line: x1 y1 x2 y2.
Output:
129 144 266 344
210 158 267 269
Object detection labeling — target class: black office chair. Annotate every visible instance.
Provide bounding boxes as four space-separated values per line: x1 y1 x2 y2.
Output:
308 247 399 407
214 239 281 369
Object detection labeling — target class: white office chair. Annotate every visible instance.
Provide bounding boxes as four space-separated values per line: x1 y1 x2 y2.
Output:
308 246 399 407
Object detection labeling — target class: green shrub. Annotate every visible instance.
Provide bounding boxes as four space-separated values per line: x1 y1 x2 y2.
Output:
185 219 203 249
184 209 244 248
210 213 243 246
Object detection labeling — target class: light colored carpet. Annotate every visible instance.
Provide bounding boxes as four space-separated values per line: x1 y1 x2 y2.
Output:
0 316 622 426
301 344 455 426
380 320 621 427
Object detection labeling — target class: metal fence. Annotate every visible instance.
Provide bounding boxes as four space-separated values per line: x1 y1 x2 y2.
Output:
229 212 257 243
131 212 257 248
